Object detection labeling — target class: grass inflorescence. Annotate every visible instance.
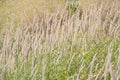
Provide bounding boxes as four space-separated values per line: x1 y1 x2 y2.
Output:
0 0 120 80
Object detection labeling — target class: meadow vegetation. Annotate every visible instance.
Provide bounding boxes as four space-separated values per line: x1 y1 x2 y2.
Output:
0 0 120 80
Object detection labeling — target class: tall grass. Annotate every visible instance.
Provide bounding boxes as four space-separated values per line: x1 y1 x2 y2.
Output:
0 0 120 80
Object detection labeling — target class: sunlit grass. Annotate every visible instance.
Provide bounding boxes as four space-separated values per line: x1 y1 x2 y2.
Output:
0 0 120 80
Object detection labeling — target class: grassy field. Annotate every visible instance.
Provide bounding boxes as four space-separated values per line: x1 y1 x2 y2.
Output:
0 0 120 80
